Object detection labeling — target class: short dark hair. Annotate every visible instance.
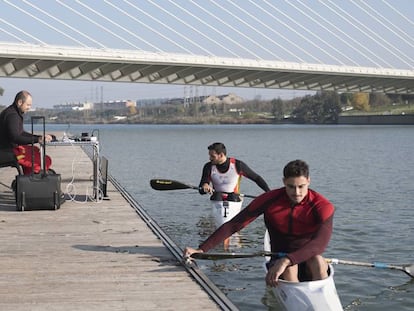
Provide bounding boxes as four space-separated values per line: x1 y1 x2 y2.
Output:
283 160 309 179
13 90 31 105
208 142 226 155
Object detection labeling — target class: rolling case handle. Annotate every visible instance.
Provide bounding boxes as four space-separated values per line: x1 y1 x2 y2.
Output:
31 116 46 176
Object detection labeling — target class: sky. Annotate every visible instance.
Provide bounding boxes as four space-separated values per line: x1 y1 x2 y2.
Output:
0 0 413 108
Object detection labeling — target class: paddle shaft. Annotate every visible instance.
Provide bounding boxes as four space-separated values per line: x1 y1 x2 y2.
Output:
326 258 413 278
150 178 257 198
191 251 284 260
190 251 413 278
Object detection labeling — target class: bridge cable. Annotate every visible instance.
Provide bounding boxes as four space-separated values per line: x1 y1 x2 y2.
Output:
55 0 140 50
287 0 361 66
21 0 106 49
294 0 389 68
0 17 45 45
356 0 414 48
261 0 346 66
74 0 159 51
209 0 280 61
4 0 88 47
161 0 244 58
239 0 319 63
321 0 414 69
118 0 201 55
382 0 414 27
0 24 26 43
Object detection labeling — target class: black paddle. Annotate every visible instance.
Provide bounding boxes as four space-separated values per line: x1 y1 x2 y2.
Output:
150 178 257 198
189 251 414 278
150 179 198 191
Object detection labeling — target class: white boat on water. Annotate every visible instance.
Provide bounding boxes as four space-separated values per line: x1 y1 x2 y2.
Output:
273 265 343 311
211 200 243 226
211 200 243 249
264 231 343 311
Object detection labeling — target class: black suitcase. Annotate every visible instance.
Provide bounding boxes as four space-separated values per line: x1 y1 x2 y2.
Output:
15 116 63 211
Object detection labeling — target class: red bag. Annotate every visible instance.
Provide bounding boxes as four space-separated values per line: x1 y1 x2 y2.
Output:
13 145 52 175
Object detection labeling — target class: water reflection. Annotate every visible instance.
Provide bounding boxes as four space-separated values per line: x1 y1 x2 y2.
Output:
197 214 243 251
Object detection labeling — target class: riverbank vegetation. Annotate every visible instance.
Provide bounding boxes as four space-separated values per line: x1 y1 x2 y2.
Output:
2 90 413 124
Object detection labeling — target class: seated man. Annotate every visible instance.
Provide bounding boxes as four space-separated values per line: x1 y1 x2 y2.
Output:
0 90 52 175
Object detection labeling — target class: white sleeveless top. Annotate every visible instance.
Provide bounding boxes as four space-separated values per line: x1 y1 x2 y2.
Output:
210 158 241 193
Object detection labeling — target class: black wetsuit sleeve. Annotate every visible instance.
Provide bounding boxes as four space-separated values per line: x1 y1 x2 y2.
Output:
199 191 274 252
198 162 212 194
199 200 261 251
236 160 270 192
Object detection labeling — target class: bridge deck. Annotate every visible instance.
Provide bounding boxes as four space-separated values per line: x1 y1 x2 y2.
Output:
1 42 413 95
0 144 224 311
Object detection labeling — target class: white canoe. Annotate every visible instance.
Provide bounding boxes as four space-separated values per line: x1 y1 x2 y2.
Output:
211 200 243 226
264 231 343 311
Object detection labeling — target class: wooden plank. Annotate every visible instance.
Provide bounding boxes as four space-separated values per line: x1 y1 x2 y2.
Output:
0 145 221 311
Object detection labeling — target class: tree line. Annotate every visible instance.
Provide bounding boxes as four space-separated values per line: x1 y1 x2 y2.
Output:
1 90 413 124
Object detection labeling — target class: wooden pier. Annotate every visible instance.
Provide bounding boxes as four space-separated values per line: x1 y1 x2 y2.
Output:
0 144 236 311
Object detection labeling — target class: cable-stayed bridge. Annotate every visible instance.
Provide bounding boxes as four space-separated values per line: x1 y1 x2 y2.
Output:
0 0 413 101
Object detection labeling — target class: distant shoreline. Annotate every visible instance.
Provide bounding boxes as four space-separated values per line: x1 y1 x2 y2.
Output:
337 114 414 125
27 113 414 126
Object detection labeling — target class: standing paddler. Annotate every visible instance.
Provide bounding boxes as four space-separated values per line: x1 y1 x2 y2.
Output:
198 142 271 249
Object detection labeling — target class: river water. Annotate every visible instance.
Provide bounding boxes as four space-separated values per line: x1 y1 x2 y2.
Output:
48 123 413 310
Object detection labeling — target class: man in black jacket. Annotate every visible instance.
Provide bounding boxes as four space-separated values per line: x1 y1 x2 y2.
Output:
0 90 52 174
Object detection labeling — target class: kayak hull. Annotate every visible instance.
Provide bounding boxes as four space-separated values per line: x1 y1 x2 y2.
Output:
211 200 243 248
211 200 243 226
272 264 343 311
264 231 343 311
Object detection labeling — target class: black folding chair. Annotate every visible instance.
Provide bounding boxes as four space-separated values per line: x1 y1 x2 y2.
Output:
0 148 23 190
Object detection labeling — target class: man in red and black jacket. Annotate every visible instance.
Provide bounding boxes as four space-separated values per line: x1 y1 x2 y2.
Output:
185 159 334 285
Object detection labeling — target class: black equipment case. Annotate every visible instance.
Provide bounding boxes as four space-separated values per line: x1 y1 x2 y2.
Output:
15 116 63 211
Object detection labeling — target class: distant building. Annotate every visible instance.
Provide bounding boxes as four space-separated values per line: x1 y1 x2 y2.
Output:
136 98 165 106
203 95 221 105
53 102 90 111
54 100 136 111
203 93 244 105
221 93 244 105
94 100 136 110
52 93 243 111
